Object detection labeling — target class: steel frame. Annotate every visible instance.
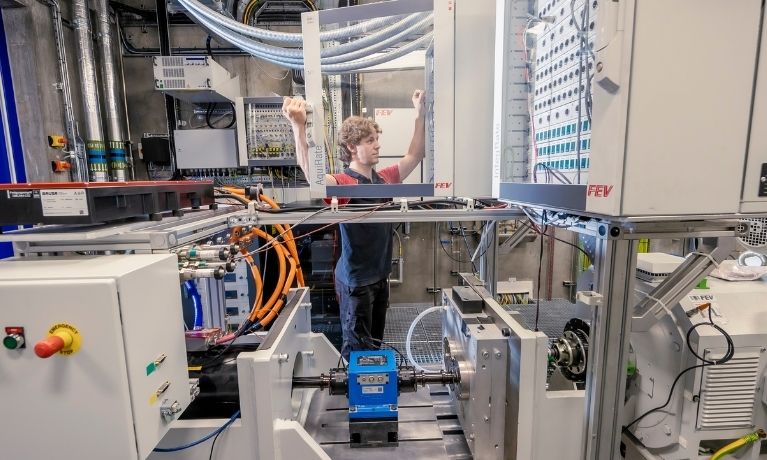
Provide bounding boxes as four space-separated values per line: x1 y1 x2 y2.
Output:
1 195 751 459
566 217 745 460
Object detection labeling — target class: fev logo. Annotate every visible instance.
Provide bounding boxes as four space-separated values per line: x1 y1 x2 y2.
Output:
587 184 614 198
375 109 393 117
434 182 452 189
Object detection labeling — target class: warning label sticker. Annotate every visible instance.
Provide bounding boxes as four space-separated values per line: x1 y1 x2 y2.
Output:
40 189 89 216
361 386 384 394
6 190 39 199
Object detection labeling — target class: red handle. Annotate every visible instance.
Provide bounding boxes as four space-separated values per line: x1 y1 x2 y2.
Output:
34 335 65 358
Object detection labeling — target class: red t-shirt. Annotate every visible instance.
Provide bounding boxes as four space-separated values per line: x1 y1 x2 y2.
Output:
331 164 401 185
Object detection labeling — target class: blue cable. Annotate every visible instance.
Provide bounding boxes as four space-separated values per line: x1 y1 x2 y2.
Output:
153 410 241 453
184 280 204 330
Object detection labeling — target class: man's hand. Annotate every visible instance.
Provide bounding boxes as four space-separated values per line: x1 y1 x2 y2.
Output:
282 96 310 178
398 89 427 182
412 89 426 119
282 96 307 126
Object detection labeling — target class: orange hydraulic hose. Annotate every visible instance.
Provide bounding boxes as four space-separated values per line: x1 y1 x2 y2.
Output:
231 226 264 314
243 254 263 316
257 252 297 328
256 194 305 286
246 228 286 321
222 187 305 287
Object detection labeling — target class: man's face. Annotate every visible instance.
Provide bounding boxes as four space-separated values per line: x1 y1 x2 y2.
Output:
350 133 380 166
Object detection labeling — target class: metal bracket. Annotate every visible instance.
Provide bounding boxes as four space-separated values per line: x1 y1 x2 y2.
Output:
189 378 200 402
576 291 603 306
400 198 409 212
330 197 339 212
465 199 475 211
159 399 182 422
632 238 735 331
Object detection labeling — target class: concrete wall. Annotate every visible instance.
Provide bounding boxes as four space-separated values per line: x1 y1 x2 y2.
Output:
2 0 293 181
111 3 295 178
3 0 80 182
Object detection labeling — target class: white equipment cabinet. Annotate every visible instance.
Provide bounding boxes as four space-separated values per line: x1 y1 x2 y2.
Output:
153 55 240 103
495 0 767 217
0 254 191 460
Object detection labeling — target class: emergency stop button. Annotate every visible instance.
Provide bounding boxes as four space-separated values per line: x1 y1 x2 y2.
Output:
34 323 81 358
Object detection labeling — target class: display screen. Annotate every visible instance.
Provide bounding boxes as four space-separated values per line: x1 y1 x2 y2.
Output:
356 354 387 366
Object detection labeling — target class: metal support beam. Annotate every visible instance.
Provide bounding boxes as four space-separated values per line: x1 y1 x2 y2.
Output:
583 234 637 460
632 237 735 331
156 0 177 171
478 221 498 298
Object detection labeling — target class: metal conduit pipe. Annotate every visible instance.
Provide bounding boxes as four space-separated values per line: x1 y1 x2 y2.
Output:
113 16 136 180
73 0 108 181
36 0 88 181
94 0 129 181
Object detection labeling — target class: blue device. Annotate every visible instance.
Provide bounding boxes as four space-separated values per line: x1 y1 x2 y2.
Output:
347 350 398 420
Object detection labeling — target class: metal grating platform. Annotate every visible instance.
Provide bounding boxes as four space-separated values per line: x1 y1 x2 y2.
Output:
384 303 444 369
502 298 586 339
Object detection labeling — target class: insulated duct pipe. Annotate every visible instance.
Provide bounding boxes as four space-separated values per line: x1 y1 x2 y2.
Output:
94 0 129 181
73 0 107 182
37 0 88 181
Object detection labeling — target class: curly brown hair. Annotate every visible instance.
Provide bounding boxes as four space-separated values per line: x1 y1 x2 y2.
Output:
338 116 382 164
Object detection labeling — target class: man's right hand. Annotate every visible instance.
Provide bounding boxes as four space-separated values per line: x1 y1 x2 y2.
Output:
282 97 307 126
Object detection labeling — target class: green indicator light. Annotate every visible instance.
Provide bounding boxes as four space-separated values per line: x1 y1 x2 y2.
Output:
3 336 18 350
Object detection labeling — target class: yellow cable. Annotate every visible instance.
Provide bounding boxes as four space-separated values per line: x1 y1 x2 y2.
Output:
711 429 765 460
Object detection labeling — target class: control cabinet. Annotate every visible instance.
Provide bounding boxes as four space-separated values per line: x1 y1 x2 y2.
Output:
235 96 297 167
0 255 191 460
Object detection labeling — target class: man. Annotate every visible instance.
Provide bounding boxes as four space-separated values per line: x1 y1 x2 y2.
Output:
283 90 426 360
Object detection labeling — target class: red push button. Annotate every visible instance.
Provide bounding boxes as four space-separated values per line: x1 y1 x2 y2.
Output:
34 329 74 358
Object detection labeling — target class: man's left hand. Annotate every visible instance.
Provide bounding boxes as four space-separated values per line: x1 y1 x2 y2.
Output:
412 90 426 119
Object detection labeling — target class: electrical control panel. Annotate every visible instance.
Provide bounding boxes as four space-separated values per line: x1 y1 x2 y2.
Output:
153 55 240 103
235 96 297 167
496 0 767 217
0 255 191 460
531 0 596 184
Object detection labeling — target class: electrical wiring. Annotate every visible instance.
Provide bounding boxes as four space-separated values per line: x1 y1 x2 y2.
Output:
624 304 734 431
518 220 592 265
180 0 434 74
458 224 479 273
153 410 240 452
230 202 394 261
235 226 288 322
248 249 297 330
182 0 423 45
215 196 487 264
213 225 295 347
357 335 407 365
223 187 306 286
710 429 766 460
